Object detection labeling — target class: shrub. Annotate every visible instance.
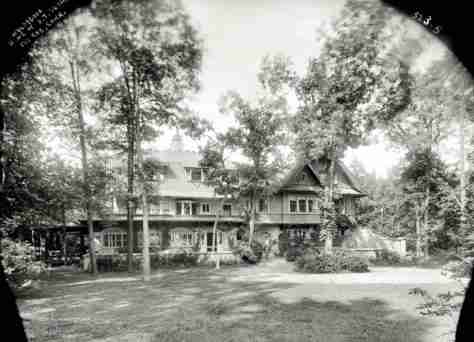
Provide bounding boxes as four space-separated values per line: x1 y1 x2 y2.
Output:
1 238 47 293
169 250 199 267
97 250 200 272
441 258 473 278
372 249 401 265
232 240 264 264
295 249 370 273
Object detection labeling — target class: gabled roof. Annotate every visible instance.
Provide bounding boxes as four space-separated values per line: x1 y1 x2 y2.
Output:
273 157 322 193
275 157 366 197
145 149 218 199
110 142 365 199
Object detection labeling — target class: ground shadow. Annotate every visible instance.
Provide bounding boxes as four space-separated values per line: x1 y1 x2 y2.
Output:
18 266 436 342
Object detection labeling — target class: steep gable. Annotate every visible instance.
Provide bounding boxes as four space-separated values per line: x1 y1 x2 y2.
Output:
275 161 323 193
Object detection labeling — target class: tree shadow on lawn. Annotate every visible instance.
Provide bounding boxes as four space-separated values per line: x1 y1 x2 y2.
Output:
18 267 437 342
154 295 435 342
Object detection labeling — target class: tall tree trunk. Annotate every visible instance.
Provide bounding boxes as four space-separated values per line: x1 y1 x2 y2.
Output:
126 116 135 272
415 205 422 258
249 197 256 246
137 134 150 281
62 205 67 264
69 59 97 275
324 147 336 254
212 198 223 270
423 187 430 258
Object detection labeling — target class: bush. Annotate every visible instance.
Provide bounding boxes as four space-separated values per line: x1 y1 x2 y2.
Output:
168 250 199 267
232 240 264 264
295 249 370 273
441 258 473 278
372 249 402 265
1 238 47 293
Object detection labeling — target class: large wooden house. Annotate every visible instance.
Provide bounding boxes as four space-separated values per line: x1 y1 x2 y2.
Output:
92 132 366 261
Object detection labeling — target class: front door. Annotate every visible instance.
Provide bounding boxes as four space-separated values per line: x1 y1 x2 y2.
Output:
207 232 217 252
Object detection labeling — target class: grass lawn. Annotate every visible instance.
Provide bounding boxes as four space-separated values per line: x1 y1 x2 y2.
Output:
17 263 461 342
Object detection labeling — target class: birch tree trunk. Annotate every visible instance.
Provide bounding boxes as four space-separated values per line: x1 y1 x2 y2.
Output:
68 55 97 275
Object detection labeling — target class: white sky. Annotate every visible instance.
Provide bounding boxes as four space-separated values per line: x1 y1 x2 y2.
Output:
158 0 456 178
48 0 467 179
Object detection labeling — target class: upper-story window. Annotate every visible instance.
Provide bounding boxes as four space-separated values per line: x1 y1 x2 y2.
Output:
298 199 307 212
289 196 318 214
289 199 297 213
201 203 210 214
222 204 232 216
185 167 203 182
176 200 199 216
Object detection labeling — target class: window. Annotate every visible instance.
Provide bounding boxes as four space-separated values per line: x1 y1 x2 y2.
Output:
258 198 269 213
176 201 198 216
137 230 161 247
102 229 128 248
160 200 170 214
185 167 203 182
289 200 297 213
201 203 210 214
298 199 307 213
289 197 318 214
222 204 232 216
183 202 191 216
149 201 160 214
171 230 195 246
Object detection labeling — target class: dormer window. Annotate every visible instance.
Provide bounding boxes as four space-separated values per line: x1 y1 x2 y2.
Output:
185 167 203 182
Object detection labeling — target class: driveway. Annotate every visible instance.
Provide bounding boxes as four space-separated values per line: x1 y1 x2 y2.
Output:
225 258 465 342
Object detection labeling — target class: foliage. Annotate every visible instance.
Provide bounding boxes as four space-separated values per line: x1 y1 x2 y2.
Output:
441 258 473 279
1 237 47 293
371 248 401 266
259 1 413 251
96 250 200 271
295 249 370 273
409 254 472 341
231 239 264 264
